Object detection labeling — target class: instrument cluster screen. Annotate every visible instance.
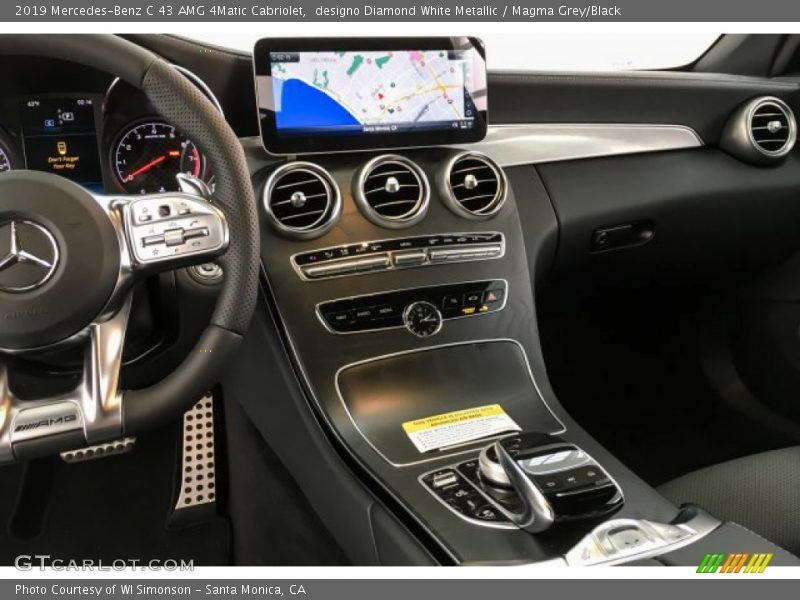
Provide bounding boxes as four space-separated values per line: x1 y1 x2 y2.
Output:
21 97 104 192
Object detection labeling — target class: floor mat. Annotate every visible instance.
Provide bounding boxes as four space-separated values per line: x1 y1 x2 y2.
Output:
0 423 229 565
224 396 350 566
539 291 792 487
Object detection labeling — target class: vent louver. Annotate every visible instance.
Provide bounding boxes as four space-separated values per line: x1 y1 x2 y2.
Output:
264 162 341 239
441 152 507 219
750 100 795 156
353 155 430 228
722 96 797 165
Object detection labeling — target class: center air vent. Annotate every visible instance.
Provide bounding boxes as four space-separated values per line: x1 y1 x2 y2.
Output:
721 96 797 165
353 155 430 228
440 152 508 220
264 162 341 239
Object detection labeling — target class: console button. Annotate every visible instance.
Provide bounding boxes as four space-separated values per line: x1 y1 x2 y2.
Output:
432 471 459 489
353 307 374 321
463 291 483 307
374 304 400 320
393 251 427 267
327 310 354 328
483 288 505 305
353 255 391 272
470 504 506 522
442 294 462 310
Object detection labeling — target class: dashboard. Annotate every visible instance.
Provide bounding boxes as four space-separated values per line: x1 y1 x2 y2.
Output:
0 60 216 196
3 34 800 567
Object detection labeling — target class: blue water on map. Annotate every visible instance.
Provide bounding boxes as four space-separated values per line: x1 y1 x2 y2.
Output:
276 79 359 130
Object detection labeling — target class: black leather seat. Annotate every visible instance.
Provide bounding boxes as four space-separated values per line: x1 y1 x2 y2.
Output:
658 447 800 556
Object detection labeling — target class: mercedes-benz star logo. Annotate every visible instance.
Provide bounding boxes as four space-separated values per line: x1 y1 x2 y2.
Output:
0 220 59 293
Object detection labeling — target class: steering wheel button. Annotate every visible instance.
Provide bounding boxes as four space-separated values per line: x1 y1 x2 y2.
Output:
184 227 210 240
164 229 185 247
142 234 164 247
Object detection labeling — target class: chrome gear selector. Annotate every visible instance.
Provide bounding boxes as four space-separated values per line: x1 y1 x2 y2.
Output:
476 433 623 533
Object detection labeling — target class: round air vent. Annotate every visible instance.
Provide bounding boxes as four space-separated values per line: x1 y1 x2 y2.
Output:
263 162 341 239
721 96 797 165
749 99 796 156
440 152 507 220
353 155 430 228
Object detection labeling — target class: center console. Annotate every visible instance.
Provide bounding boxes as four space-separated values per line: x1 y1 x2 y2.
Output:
248 36 797 566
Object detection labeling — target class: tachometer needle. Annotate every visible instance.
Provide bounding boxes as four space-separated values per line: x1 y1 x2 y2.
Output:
126 155 167 180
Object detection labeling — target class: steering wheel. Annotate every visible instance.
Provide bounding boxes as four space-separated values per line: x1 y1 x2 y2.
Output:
0 35 259 463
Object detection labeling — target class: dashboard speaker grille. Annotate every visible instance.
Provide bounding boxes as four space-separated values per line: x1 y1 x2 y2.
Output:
354 155 430 228
443 152 507 219
264 163 341 239
749 99 796 157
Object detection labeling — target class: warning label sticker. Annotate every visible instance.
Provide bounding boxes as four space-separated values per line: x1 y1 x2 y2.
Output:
402 404 521 454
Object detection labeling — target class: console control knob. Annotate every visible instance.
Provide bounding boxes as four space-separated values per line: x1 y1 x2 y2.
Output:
402 301 443 338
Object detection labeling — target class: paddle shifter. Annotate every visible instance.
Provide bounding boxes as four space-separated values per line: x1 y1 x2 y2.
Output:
476 433 623 532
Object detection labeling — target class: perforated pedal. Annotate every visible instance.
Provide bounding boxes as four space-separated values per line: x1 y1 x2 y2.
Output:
175 393 217 510
61 438 136 463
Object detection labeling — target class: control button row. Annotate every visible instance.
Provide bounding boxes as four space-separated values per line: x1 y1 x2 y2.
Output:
132 198 195 224
535 465 612 495
421 469 509 524
326 303 401 329
294 232 504 266
443 287 505 312
296 240 503 280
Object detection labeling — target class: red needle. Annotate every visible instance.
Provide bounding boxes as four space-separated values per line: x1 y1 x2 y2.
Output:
126 155 167 180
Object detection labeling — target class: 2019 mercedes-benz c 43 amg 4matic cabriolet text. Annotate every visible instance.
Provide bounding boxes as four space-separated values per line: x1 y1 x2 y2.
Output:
1 33 800 567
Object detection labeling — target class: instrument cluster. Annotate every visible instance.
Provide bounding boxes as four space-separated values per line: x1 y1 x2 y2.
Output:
0 65 217 196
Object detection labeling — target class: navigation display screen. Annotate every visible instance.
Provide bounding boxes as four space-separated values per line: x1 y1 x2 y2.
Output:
254 38 488 154
21 97 104 192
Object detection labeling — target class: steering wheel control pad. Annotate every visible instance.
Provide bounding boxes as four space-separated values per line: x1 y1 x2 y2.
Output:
0 171 119 350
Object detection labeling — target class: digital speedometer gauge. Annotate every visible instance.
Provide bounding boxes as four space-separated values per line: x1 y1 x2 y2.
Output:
113 121 206 194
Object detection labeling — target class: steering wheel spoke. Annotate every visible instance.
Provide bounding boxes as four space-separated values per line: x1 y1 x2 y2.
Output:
0 36 258 464
0 297 131 463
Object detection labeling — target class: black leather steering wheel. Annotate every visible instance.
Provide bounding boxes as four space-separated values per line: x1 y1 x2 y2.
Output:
0 34 259 462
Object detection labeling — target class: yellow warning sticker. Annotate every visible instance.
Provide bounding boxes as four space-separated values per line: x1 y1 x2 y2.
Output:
402 404 521 453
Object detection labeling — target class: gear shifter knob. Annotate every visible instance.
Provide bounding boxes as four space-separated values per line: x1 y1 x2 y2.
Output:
491 440 555 533
477 433 623 532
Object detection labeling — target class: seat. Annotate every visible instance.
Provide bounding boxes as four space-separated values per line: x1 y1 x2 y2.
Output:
658 447 800 556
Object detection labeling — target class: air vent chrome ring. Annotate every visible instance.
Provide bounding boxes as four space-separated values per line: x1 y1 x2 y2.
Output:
440 151 508 220
721 96 797 165
263 162 341 240
353 155 430 229
747 97 797 158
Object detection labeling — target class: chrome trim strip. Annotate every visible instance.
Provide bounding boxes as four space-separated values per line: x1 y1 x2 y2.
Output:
333 338 567 468
290 231 506 283
314 278 509 336
452 123 704 167
563 509 721 567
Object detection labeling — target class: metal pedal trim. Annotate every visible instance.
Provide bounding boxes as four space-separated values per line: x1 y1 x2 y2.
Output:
61 437 136 463
175 393 217 510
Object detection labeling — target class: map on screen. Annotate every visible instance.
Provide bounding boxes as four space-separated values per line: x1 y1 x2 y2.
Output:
269 50 474 133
